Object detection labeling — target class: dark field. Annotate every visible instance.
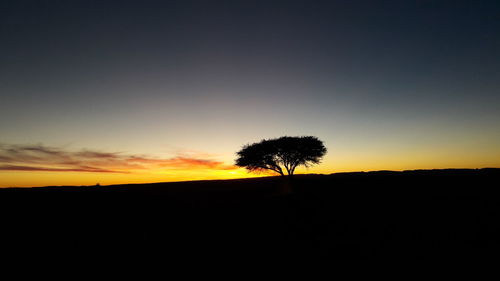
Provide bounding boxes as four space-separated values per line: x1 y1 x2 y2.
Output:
2 168 500 258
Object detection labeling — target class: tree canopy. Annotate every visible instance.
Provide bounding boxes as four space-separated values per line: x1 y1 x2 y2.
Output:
235 136 327 176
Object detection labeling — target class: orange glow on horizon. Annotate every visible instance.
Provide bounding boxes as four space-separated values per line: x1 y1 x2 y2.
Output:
1 142 499 187
2 161 499 188
0 167 266 188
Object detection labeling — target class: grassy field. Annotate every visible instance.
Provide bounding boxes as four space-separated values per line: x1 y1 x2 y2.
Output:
1 168 499 258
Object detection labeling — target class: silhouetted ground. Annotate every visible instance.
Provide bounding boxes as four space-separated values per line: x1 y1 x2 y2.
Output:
1 168 500 258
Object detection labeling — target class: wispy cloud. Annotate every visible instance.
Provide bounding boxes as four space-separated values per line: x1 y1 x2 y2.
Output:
0 164 126 173
0 144 236 173
156 157 237 170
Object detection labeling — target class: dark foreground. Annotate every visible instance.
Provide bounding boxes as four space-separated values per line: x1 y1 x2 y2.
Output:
2 168 500 258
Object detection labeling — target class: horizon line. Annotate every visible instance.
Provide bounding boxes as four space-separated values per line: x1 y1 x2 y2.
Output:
2 167 498 189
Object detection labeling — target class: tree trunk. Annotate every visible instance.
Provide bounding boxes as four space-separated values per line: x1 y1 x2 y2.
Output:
280 176 294 194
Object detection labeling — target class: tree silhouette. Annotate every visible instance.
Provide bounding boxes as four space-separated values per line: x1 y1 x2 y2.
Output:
235 136 327 176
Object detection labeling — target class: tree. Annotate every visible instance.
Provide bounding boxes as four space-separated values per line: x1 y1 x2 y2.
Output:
235 136 327 177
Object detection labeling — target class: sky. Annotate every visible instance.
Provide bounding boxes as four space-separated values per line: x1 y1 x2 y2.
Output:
1 0 500 187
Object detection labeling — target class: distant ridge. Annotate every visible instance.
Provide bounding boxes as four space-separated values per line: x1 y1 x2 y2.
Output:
330 167 499 175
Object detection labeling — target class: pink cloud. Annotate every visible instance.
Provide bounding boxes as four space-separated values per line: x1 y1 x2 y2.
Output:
0 144 237 173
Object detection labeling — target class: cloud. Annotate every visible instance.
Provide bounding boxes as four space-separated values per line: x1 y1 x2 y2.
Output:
74 150 121 159
0 144 237 173
0 165 127 173
158 157 236 170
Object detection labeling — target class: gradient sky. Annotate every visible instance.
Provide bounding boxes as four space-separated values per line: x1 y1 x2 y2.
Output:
1 0 500 187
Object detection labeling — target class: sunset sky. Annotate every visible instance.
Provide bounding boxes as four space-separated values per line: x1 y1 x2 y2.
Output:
1 0 500 187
